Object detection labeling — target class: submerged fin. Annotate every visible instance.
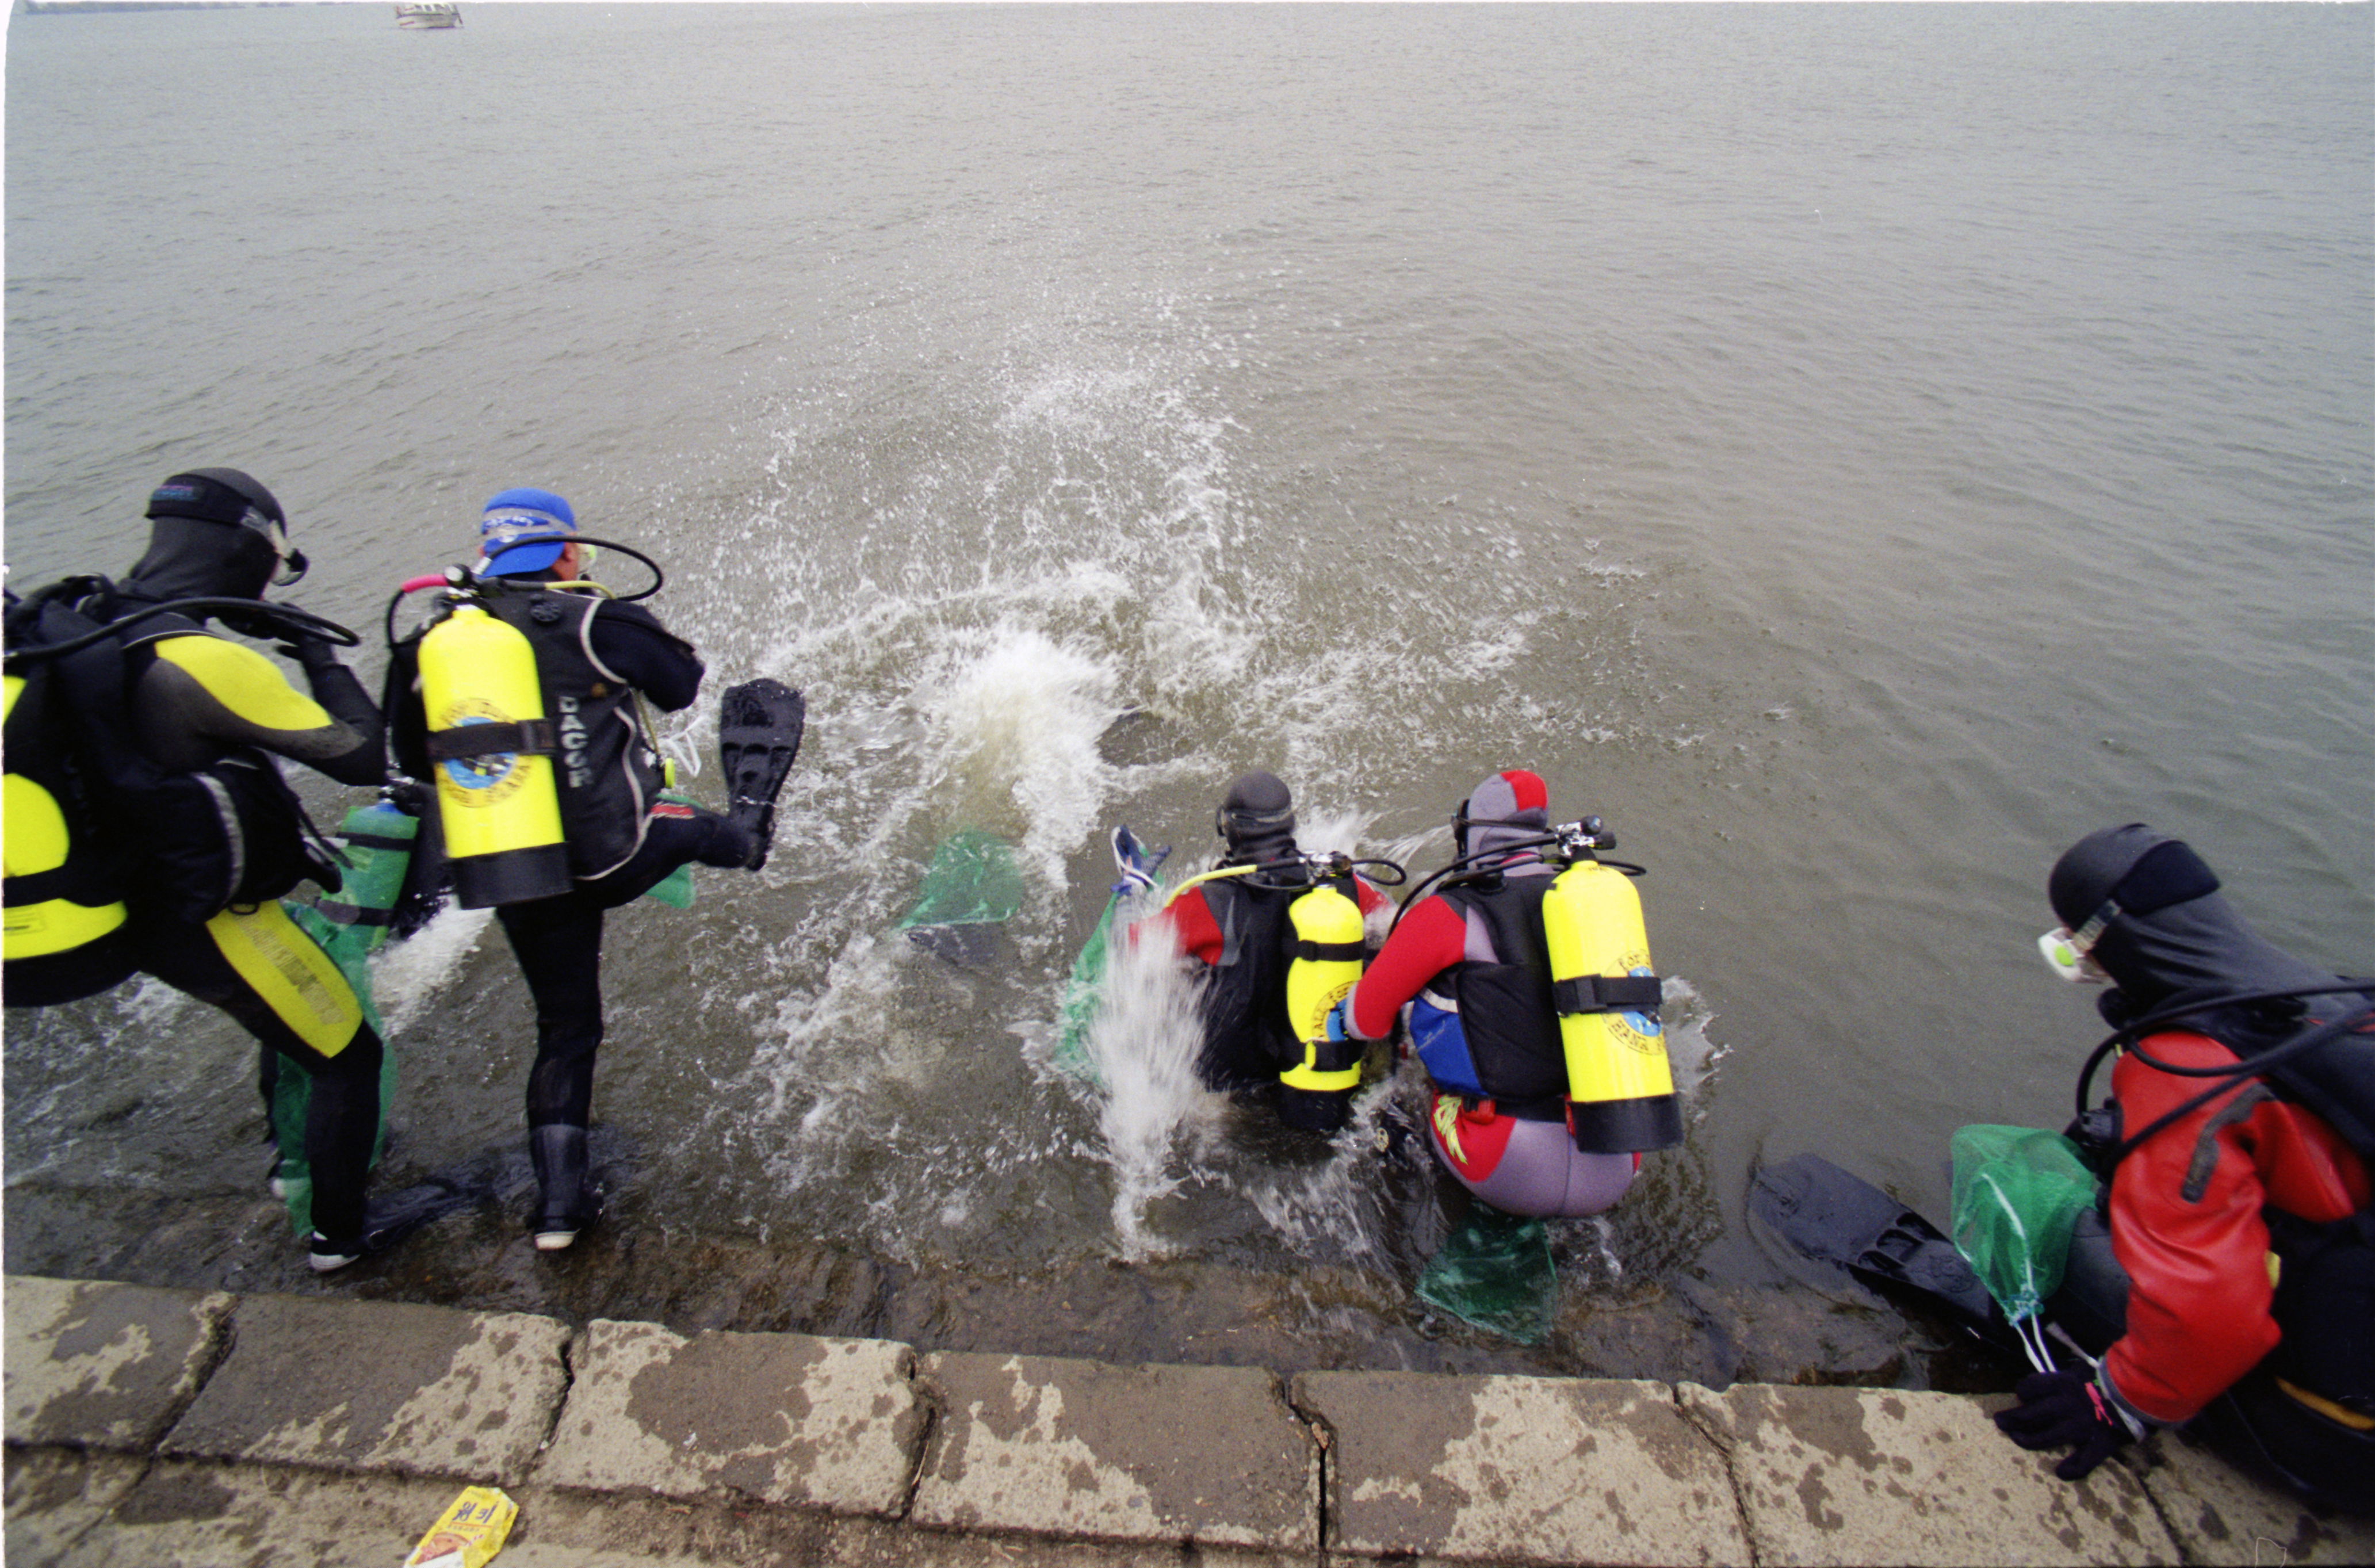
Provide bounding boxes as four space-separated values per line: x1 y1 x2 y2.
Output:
718 679 805 869
898 829 1024 966
1416 1206 1558 1344
357 1174 489 1253
1750 1153 2005 1338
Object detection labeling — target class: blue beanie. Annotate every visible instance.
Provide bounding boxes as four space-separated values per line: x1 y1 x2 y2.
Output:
478 487 577 575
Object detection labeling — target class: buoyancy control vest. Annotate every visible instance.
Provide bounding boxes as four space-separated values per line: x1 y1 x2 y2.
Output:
1410 875 1570 1116
477 587 667 884
4 582 328 995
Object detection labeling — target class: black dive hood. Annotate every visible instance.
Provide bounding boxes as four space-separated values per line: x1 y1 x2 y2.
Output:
124 514 281 605
2051 824 2338 1035
2053 823 2375 1162
1217 770 1298 868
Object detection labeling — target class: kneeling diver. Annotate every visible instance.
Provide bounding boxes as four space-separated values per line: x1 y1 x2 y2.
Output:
1991 824 2371 1513
1329 770 1680 1219
387 488 804 1251
1131 771 1394 1132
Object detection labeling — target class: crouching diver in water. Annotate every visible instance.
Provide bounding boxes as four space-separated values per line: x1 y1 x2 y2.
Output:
387 489 803 1251
3 469 404 1272
1131 771 1397 1133
1987 824 2372 1512
1330 771 1682 1219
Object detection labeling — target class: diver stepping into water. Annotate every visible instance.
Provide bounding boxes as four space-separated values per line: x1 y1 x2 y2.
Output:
388 489 805 1252
4 469 403 1273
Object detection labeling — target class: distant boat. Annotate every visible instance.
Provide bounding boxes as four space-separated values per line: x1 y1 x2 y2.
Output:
396 3 461 29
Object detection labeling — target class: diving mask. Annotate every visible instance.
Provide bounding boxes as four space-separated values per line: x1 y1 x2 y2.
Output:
2037 900 2117 985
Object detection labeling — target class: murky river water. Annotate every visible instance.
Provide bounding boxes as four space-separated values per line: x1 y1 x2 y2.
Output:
6 2 2369 1385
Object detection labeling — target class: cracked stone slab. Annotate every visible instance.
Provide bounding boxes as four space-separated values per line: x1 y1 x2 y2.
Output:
2135 1424 2375 1565
1680 1381 2179 1566
913 1352 1317 1550
1295 1370 1743 1565
158 1293 568 1485
538 1318 924 1515
5 1275 234 1451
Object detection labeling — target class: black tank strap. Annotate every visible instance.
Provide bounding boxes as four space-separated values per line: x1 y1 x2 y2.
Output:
1553 974 1663 1015
1292 939 1366 962
425 718 557 760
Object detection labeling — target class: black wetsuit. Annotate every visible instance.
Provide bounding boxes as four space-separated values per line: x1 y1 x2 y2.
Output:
391 588 748 1131
30 607 388 1246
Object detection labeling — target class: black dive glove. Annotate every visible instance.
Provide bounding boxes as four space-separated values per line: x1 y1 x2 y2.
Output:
276 632 345 673
1992 1368 2142 1480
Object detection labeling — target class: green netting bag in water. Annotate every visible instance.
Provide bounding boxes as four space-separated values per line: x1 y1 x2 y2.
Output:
898 829 1025 928
1416 1206 1558 1345
1949 1123 2099 1371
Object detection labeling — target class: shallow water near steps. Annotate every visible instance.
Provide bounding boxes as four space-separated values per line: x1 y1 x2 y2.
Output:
6 4 2367 1385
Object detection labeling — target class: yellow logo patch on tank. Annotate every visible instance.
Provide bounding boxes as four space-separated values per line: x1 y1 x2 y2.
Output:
434 700 529 804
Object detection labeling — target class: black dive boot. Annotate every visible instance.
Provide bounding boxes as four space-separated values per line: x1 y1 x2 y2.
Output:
719 679 805 870
528 1123 599 1252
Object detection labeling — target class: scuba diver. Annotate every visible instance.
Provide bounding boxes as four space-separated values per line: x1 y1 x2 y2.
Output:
1991 824 2371 1513
386 488 802 1252
3 468 397 1272
1131 771 1393 1132
1328 770 1677 1218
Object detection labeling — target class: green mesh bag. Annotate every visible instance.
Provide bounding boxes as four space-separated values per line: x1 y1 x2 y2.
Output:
898 829 1025 930
1950 1124 2099 1368
1416 1206 1558 1344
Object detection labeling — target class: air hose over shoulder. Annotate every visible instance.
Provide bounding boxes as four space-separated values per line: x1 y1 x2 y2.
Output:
385 542 672 909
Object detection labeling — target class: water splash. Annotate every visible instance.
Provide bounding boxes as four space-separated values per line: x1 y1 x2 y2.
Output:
1078 892 1218 1260
369 904 494 1039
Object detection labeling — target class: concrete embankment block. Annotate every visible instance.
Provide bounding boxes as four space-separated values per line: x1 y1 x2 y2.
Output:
538 1318 924 1515
158 1294 569 1484
1678 1381 2179 1566
4 1448 148 1564
2135 1426 2375 1566
3 1275 234 1452
1294 1370 1744 1566
911 1352 1317 1550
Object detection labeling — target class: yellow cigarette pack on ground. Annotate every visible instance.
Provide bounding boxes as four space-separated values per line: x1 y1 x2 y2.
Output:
403 1486 517 1568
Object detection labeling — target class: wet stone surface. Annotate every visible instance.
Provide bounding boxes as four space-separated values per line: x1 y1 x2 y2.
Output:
1298 1370 1746 1565
159 1294 569 1484
539 1318 924 1513
1680 1381 2178 1567
2 1177 1998 1394
913 1352 1317 1548
3 1275 234 1452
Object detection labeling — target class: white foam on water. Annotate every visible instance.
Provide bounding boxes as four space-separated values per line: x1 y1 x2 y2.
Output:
1243 1081 1403 1268
368 902 494 1039
1077 891 1221 1260
919 622 1120 889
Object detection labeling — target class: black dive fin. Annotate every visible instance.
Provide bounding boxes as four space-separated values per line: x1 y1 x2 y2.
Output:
357 1174 489 1255
1749 1153 2006 1340
719 679 805 870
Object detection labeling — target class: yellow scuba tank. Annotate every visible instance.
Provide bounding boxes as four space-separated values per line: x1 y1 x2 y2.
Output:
3 670 129 960
1279 882 1366 1095
418 603 570 908
1540 859 1683 1153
